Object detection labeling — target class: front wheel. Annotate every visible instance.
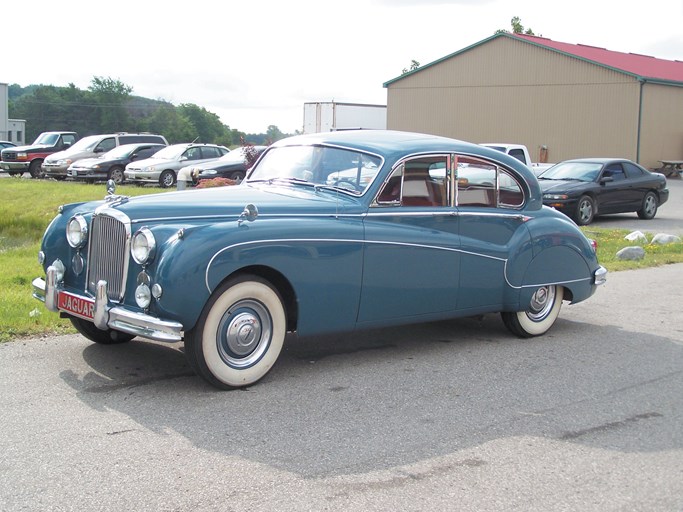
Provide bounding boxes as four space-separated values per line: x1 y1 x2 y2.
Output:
574 195 595 225
159 170 176 188
69 317 135 344
501 285 563 338
637 191 658 219
29 160 45 179
184 276 286 389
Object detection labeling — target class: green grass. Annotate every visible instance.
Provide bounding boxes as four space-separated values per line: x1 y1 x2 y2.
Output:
0 179 163 342
0 179 681 342
583 227 683 271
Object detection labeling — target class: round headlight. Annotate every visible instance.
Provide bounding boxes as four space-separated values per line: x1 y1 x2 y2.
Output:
66 215 88 248
135 283 152 308
131 227 156 264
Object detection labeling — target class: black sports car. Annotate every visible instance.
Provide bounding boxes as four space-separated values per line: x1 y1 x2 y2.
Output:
538 158 669 225
194 145 267 182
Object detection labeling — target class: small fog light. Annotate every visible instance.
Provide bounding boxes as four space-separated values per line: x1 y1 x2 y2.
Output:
38 251 45 265
151 283 163 300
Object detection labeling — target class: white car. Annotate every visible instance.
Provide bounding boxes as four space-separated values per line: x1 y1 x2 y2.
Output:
124 143 229 187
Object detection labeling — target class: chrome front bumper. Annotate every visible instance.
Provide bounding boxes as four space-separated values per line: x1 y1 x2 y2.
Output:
33 266 184 342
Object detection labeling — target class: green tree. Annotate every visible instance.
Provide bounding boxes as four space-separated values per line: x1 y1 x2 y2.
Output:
178 103 232 145
496 16 536 35
140 105 196 144
88 76 133 133
401 60 421 74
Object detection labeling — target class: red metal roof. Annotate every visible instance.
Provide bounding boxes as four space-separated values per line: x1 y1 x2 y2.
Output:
512 34 683 83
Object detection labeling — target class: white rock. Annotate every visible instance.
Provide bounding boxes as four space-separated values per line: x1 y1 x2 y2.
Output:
624 231 648 243
616 246 646 260
651 233 682 245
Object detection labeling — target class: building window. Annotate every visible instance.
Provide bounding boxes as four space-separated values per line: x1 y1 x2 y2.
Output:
7 131 12 142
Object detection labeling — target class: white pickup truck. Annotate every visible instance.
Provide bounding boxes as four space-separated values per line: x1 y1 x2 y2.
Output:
481 143 554 175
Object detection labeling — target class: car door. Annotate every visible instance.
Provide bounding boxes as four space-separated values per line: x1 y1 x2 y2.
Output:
455 156 529 310
596 163 630 213
358 154 461 324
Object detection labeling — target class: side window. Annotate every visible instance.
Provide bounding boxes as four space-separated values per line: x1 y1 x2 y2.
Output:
135 146 158 159
623 162 644 178
185 147 202 160
456 156 525 208
498 170 524 207
377 166 403 204
201 147 221 159
63 134 76 147
457 157 497 207
401 156 448 207
96 137 116 152
603 163 626 181
508 148 527 164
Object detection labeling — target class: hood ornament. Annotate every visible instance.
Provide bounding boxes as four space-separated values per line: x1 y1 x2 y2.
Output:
104 179 130 207
238 203 258 226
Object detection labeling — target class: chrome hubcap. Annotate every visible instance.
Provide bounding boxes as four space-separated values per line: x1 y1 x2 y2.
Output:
217 299 271 368
526 286 556 322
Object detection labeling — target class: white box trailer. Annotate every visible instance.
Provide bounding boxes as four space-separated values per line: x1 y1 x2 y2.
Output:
303 102 387 134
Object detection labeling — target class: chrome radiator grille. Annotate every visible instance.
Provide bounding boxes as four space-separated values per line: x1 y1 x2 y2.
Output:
86 211 131 301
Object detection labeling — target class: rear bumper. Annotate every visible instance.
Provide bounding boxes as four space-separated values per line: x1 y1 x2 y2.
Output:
33 267 184 342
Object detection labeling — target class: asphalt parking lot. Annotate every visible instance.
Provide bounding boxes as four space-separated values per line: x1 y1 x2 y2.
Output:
1 264 682 511
0 174 681 511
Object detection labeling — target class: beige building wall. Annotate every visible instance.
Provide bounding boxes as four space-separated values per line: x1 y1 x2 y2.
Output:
386 36 679 168
639 83 683 168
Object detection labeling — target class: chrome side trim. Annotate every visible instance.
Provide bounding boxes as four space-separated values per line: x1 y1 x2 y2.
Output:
205 238 592 293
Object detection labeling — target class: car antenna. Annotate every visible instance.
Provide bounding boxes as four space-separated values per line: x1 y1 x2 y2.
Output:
191 137 199 143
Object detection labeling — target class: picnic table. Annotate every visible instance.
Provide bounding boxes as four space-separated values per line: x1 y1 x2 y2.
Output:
657 160 683 177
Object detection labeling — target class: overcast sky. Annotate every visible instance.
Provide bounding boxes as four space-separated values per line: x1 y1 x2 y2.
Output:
5 0 683 134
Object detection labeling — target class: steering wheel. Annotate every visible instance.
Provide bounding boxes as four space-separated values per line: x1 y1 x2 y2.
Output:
332 178 362 192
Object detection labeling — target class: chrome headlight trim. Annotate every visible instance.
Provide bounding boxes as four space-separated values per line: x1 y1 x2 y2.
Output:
131 227 156 265
66 215 88 248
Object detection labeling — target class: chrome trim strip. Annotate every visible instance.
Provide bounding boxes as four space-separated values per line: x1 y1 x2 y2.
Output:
205 238 591 293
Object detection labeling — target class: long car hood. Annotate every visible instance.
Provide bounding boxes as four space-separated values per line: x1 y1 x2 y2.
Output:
103 183 364 222
538 179 589 194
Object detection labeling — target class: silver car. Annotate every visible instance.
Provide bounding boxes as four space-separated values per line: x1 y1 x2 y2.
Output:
124 143 229 187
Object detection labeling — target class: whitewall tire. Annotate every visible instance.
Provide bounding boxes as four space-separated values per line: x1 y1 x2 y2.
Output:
502 285 564 338
185 276 286 389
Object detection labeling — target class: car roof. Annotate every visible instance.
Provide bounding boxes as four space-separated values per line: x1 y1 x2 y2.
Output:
273 130 482 157
559 158 631 164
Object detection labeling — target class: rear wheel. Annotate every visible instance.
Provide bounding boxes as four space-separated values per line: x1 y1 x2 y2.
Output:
69 317 135 344
29 160 45 179
185 276 286 389
501 285 563 338
637 191 658 219
574 195 595 225
159 170 176 188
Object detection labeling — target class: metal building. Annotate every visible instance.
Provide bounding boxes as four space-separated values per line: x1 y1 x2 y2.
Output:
0 83 26 145
384 33 683 169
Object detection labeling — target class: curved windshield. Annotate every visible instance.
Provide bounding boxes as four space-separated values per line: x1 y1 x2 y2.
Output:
248 145 382 195
101 145 136 159
65 135 103 152
540 162 602 182
33 133 60 145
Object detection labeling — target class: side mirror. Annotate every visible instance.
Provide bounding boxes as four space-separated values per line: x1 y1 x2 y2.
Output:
94 147 104 153
600 176 614 184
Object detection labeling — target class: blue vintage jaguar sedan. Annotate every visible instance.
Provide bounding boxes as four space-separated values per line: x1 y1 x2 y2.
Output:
33 130 607 389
